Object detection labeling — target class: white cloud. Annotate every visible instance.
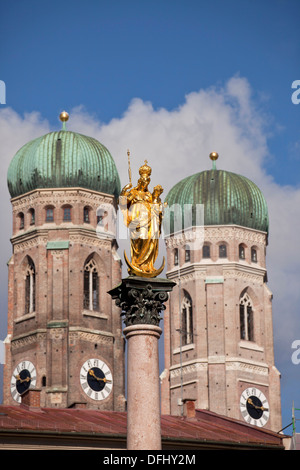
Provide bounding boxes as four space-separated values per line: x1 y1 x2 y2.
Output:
95 77 270 188
0 109 50 334
0 76 299 374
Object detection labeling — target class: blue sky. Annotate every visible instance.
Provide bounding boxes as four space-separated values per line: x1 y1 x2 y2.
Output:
1 0 299 185
0 0 299 433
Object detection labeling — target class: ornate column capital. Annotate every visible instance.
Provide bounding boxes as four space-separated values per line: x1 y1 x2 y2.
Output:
108 276 175 327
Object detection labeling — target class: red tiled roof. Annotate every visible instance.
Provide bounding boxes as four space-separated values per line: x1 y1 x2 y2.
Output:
161 410 284 447
0 406 126 435
0 405 286 449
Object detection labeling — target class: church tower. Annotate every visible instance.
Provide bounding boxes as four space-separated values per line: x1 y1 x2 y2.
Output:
160 153 282 432
3 112 125 410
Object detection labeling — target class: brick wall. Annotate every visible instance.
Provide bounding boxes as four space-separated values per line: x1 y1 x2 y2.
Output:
3 188 125 411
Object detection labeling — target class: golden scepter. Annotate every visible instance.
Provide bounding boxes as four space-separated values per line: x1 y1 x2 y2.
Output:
127 149 132 184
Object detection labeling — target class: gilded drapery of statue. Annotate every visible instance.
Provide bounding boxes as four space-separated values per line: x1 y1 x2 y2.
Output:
119 160 165 277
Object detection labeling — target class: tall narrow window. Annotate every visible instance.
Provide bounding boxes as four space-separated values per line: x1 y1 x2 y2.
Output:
29 208 35 225
239 292 254 341
239 244 245 259
174 248 179 266
83 258 99 311
203 245 210 258
219 244 227 258
25 259 35 314
97 208 109 227
63 206 71 221
185 245 190 262
18 213 24 230
251 247 257 263
181 292 193 346
84 206 90 223
46 207 54 222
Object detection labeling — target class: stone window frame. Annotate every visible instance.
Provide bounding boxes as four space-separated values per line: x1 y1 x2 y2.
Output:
83 206 91 223
184 244 191 263
218 242 228 259
96 203 116 234
17 212 25 230
251 246 258 263
25 257 36 315
45 205 55 222
83 257 100 312
62 204 72 222
181 290 193 347
202 243 211 259
239 291 254 342
174 248 179 266
28 208 35 226
239 243 247 260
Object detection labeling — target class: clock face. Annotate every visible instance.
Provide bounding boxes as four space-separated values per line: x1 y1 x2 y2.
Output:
240 387 270 427
10 360 37 403
80 358 113 401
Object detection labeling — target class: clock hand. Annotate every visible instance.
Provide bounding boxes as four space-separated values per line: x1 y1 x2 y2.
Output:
247 398 261 409
259 406 269 411
14 374 31 384
19 376 31 384
247 398 268 412
88 369 102 381
88 369 112 383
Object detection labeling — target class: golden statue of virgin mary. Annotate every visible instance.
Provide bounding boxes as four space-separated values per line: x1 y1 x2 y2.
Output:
119 159 165 277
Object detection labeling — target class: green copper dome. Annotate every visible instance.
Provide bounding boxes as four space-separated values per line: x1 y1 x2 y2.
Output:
7 127 121 199
165 158 269 235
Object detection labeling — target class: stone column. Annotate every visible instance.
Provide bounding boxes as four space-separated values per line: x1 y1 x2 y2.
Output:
124 324 162 449
109 276 175 450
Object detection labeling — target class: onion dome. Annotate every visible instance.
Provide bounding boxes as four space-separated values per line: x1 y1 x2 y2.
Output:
165 152 269 235
7 112 121 200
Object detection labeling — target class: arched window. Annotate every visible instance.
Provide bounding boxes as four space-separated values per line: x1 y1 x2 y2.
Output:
97 208 108 228
185 245 191 262
96 204 116 237
29 208 35 225
83 206 90 223
181 292 193 346
219 244 227 258
202 244 210 258
45 206 54 222
251 247 257 263
25 259 36 314
83 258 99 311
174 248 179 266
239 292 254 341
239 244 246 259
18 212 24 230
63 205 72 221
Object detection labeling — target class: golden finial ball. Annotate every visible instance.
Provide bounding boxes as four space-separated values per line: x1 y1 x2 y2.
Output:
209 152 219 161
59 111 69 122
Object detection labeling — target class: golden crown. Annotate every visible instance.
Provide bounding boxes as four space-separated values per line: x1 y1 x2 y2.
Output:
139 160 152 179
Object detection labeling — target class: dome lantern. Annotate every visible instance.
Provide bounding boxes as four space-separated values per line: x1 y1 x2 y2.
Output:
59 110 69 131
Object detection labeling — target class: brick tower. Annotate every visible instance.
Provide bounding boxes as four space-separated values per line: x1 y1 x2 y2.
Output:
160 152 282 432
3 112 125 410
